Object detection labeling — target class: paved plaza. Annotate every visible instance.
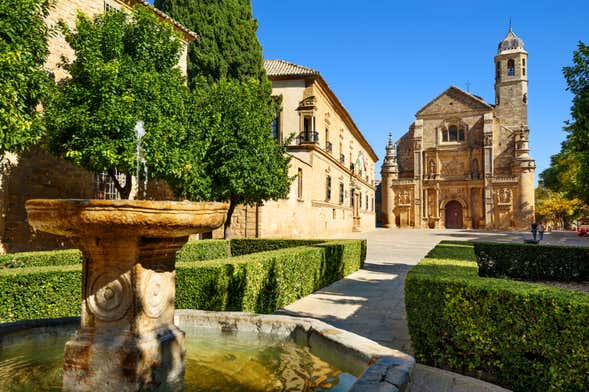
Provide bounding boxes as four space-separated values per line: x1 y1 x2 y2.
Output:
277 228 588 392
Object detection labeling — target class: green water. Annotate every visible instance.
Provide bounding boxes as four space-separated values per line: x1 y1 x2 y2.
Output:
0 329 358 391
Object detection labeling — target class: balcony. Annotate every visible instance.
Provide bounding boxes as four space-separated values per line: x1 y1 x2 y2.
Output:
326 142 333 153
297 131 319 145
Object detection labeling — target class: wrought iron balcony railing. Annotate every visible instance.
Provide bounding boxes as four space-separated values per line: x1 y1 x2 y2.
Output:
297 131 319 145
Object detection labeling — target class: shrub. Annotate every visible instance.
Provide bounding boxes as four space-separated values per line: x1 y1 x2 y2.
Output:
474 242 589 281
176 239 228 261
0 239 365 322
0 249 82 269
0 239 351 269
230 239 324 256
406 241 589 392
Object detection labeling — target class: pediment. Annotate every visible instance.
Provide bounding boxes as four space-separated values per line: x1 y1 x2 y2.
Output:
416 86 493 117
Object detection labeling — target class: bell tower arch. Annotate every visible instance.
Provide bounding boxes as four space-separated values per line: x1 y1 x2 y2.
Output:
494 26 528 127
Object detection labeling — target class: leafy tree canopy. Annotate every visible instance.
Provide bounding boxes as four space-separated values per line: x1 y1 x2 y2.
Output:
154 0 266 84
535 186 587 229
45 7 191 199
0 0 51 160
167 78 291 239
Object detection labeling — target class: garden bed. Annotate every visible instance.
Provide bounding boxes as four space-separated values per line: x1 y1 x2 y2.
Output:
405 241 589 392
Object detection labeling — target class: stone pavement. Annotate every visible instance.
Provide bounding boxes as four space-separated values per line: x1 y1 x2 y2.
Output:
277 228 587 391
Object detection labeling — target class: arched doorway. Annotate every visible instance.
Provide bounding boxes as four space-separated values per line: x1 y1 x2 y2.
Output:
445 200 463 229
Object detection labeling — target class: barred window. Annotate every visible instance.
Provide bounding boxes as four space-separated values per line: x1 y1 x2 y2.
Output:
326 175 332 201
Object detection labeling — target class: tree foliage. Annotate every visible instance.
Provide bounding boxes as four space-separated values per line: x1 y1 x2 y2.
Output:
45 7 190 199
154 0 266 84
155 0 291 240
167 78 291 239
535 186 587 229
543 42 589 203
0 0 51 161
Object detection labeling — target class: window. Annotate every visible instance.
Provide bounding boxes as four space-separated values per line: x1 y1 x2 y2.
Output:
326 175 332 201
507 59 515 76
372 197 374 212
95 170 125 200
365 195 368 210
104 1 119 12
444 125 465 142
359 192 362 208
297 168 303 199
271 113 280 139
339 183 344 204
522 58 526 76
496 61 501 81
449 125 458 141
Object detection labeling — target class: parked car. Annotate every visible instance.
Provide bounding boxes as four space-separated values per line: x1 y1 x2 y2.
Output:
577 217 589 236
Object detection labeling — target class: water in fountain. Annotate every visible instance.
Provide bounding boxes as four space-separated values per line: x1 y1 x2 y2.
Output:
134 120 148 199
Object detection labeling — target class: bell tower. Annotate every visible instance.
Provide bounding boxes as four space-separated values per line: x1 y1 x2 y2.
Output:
494 26 528 127
494 26 535 227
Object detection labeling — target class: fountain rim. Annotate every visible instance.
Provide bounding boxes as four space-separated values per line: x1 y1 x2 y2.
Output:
25 199 229 238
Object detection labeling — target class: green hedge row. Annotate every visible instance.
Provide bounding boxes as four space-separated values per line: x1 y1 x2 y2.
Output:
406 241 589 392
0 239 331 269
0 249 82 269
474 242 589 281
0 239 366 322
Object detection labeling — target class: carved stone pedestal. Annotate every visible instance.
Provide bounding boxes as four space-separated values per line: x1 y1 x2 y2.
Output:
25 200 228 392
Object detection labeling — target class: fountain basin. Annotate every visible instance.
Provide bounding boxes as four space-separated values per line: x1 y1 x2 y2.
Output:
0 311 415 391
25 199 229 391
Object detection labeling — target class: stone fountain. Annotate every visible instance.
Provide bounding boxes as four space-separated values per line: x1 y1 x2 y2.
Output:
25 199 228 391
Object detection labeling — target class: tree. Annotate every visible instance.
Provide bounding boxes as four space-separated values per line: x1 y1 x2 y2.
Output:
45 7 191 199
561 42 589 203
166 78 291 240
0 0 51 162
535 187 587 229
153 0 266 84
154 0 292 240
540 141 581 199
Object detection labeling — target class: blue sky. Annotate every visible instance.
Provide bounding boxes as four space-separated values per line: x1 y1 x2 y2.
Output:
250 0 588 182
151 1 588 182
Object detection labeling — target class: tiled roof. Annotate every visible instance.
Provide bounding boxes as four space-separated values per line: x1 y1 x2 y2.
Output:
264 59 320 77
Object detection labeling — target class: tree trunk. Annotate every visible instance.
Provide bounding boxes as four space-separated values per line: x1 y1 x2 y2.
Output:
224 200 236 257
109 170 133 200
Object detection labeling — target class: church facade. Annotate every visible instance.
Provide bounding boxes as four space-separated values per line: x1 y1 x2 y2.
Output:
380 28 535 230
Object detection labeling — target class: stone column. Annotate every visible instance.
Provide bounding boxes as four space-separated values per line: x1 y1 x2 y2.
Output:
483 113 494 228
380 133 398 228
64 235 186 392
514 126 536 227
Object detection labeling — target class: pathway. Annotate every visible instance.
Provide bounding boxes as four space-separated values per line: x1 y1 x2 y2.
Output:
277 228 587 391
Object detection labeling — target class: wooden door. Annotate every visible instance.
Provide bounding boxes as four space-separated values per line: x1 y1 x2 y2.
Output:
445 201 463 229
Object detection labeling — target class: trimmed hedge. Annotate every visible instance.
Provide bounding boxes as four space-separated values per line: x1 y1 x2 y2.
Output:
0 239 366 322
474 242 589 282
406 241 589 392
230 238 324 256
0 239 336 269
0 249 82 269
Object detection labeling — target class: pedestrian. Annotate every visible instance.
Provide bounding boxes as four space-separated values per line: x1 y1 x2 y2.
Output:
538 222 545 241
531 221 538 241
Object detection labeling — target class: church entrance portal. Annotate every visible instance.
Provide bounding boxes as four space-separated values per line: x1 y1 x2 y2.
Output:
445 201 463 229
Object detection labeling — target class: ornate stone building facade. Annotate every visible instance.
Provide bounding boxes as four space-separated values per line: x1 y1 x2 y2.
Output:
219 60 378 238
381 28 535 230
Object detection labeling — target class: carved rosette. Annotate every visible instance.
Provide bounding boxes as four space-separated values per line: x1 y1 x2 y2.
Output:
88 272 132 322
142 270 172 318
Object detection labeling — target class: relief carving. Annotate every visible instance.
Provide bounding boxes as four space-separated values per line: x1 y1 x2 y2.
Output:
397 190 412 206
88 271 132 322
441 159 465 176
494 188 512 206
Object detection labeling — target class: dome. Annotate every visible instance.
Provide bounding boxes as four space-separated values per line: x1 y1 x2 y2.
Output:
498 27 525 53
